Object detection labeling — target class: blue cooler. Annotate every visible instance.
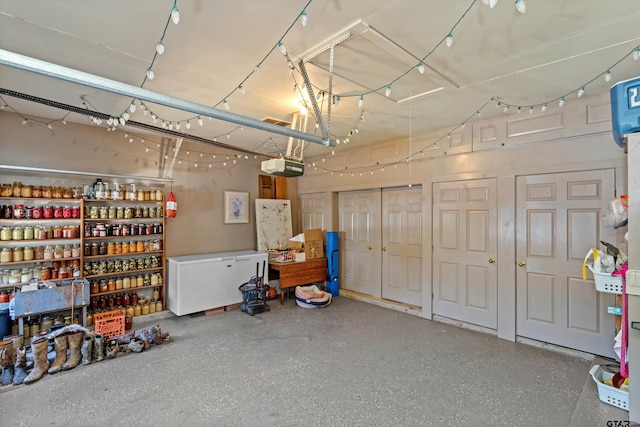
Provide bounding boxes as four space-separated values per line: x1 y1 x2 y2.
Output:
611 76 640 147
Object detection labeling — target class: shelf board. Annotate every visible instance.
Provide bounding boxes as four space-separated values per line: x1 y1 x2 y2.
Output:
84 251 163 260
83 199 163 204
0 218 82 223
0 196 82 202
84 267 163 279
0 238 82 245
84 234 163 240
0 276 82 289
89 284 163 297
0 256 81 267
84 218 163 222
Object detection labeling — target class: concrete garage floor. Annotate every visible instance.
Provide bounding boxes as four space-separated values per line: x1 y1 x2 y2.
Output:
0 296 635 426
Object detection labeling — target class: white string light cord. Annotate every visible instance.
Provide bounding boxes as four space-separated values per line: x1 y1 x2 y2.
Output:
3 0 639 175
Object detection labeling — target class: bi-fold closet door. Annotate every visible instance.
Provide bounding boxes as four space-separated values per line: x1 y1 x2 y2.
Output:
339 187 422 307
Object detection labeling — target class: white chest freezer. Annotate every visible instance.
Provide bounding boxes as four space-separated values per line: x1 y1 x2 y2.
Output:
167 250 268 316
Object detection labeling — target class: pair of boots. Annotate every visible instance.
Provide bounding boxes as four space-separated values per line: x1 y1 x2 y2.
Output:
0 335 28 386
46 331 84 376
22 330 89 385
79 333 105 366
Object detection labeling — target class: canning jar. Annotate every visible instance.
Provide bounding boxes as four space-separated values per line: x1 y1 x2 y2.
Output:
31 206 42 219
53 245 63 259
31 186 42 198
63 244 72 258
23 246 34 261
12 247 24 262
0 248 12 263
23 226 34 240
53 206 63 219
13 204 24 219
12 227 23 241
42 206 53 219
1 227 12 241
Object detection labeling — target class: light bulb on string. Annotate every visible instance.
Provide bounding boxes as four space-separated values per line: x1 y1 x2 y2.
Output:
175 122 181 130
168 122 174 130
197 116 203 126
503 105 509 112
223 99 230 111
604 70 612 82
238 85 245 94
146 67 154 80
577 86 585 98
558 97 565 108
541 104 547 112
156 40 165 55
515 0 526 14
254 65 260 73
47 123 53 130
119 117 126 126
385 85 391 97
171 3 180 25
634 48 640 61
300 10 308 27
417 62 425 74
358 96 364 108
529 106 534 114
186 121 191 129
278 42 287 55
129 101 136 113
123 112 129 121
446 33 453 47
145 147 150 153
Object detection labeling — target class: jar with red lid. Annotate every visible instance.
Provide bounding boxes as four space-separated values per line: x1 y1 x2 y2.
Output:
53 206 64 219
42 206 53 219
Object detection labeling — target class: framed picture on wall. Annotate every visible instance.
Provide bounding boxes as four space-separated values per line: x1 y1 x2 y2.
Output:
224 191 249 224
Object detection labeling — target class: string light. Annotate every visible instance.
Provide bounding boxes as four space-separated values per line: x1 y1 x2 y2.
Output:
146 67 154 80
238 84 245 94
171 3 180 25
418 62 425 74
300 10 308 27
558 97 565 108
358 96 364 108
604 70 612 82
156 40 165 55
278 42 287 55
223 99 230 111
446 33 453 48
385 85 391 97
197 116 203 126
634 48 640 60
577 86 585 98
482 0 498 8
515 0 526 14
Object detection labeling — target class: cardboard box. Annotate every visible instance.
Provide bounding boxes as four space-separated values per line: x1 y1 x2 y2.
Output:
304 228 324 260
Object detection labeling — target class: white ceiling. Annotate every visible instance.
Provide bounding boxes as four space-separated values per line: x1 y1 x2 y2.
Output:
1 0 639 160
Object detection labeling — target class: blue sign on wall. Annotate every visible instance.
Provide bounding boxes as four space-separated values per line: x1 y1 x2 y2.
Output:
611 76 640 148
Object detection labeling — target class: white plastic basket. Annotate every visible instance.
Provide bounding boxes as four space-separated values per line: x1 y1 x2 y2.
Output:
589 365 629 411
587 265 623 294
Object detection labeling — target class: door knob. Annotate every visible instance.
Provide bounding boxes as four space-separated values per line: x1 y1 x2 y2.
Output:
368 245 373 250
518 261 526 267
382 247 387 251
489 258 495 263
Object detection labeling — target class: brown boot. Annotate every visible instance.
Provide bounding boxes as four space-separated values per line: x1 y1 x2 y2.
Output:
23 337 49 385
0 339 14 386
13 344 27 385
47 334 68 374
62 332 83 371
81 334 93 365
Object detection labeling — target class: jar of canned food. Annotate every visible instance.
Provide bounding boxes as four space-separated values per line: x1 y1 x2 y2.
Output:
1 227 11 241
12 227 23 241
53 245 63 259
34 246 44 260
32 206 42 219
32 186 42 198
63 244 72 258
42 206 53 219
13 204 24 219
23 226 34 240
72 244 80 258
13 247 24 263
12 182 22 198
23 246 34 261
99 206 108 219
24 206 34 219
0 248 12 263
53 206 64 219
62 206 72 219
71 206 80 219
43 245 54 260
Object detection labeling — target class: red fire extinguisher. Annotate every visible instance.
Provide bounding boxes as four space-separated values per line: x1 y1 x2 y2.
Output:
166 191 177 218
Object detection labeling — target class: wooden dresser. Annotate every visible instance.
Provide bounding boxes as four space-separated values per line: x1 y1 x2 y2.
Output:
269 258 328 304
